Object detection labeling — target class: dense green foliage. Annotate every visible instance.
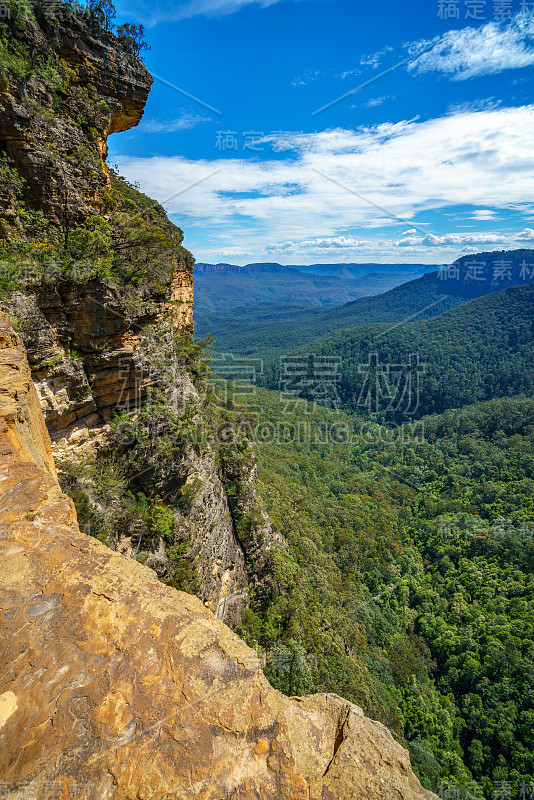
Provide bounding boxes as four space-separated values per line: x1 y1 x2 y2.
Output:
265 639 315 696
382 399 534 789
235 388 534 795
197 271 460 358
0 0 147 64
0 167 193 295
261 285 534 421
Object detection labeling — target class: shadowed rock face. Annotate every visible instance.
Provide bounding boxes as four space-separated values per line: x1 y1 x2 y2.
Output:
7 281 181 445
0 320 440 800
0 7 152 226
4 283 262 620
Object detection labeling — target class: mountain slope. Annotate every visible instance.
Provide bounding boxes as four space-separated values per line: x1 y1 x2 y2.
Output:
239 387 534 791
273 284 534 419
199 250 534 359
193 260 433 315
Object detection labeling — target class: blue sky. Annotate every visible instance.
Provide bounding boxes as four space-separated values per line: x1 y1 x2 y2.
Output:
110 0 534 264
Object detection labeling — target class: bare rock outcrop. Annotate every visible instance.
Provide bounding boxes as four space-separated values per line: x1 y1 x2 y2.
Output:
0 313 439 800
0 5 152 226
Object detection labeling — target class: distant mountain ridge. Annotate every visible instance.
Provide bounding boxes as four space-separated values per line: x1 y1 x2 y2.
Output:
428 248 534 298
193 260 435 320
274 283 534 419
286 262 440 277
196 262 295 274
196 261 436 276
198 249 534 358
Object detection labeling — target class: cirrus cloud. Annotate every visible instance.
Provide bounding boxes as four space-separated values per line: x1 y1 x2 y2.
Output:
116 0 316 25
408 12 534 80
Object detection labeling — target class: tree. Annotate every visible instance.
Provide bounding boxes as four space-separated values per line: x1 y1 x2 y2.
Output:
87 0 116 29
115 23 149 58
265 639 314 697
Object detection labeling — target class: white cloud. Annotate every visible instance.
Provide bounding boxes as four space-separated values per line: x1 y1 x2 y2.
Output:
447 98 502 115
115 105 534 261
336 48 394 83
116 0 308 25
397 229 534 248
469 209 497 220
359 46 394 69
408 12 534 80
292 69 321 88
337 68 361 80
219 247 250 256
139 112 211 133
266 236 370 254
402 228 417 235
365 95 392 108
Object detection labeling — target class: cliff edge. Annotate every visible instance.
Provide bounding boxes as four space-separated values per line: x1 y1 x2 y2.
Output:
0 7 441 796
0 318 438 799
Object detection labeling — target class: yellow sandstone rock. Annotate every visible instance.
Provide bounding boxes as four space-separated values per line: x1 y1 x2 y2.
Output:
0 315 439 799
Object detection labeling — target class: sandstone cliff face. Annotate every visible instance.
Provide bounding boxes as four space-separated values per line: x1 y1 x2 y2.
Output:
3 281 260 620
0 314 438 800
0 6 152 226
7 281 186 447
0 312 55 477
1 7 248 608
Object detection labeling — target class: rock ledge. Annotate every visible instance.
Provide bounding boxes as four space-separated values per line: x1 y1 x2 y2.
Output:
0 316 438 799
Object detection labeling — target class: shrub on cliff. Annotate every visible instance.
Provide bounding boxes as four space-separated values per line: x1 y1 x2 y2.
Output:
265 639 315 697
0 168 194 295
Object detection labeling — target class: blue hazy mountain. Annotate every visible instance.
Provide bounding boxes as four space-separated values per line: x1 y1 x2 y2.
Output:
196 250 534 358
193 261 434 314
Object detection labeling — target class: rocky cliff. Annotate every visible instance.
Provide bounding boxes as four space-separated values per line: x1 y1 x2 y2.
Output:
3 275 265 620
0 313 437 800
0 3 151 225
0 3 193 324
0 5 257 615
0 6 442 796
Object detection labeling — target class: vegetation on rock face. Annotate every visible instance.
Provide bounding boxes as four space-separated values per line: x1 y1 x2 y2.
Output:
0 166 193 296
0 0 147 63
0 0 164 289
84 0 149 55
58 324 268 597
